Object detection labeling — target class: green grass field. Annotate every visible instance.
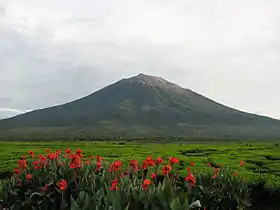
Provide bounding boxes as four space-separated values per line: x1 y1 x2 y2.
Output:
1 141 280 189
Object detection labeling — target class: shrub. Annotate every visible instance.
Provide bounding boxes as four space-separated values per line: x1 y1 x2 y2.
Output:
1 149 250 210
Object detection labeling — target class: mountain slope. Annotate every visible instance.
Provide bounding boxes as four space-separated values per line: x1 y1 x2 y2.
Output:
0 73 280 139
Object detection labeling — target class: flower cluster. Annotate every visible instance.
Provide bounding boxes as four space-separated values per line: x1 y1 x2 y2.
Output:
11 148 105 193
185 162 197 187
2 148 249 210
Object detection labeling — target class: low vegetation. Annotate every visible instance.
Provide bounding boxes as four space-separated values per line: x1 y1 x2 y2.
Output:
0 141 280 209
1 148 250 209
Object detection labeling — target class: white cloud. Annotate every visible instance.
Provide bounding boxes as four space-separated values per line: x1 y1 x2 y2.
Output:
0 0 280 119
0 108 31 119
0 108 23 114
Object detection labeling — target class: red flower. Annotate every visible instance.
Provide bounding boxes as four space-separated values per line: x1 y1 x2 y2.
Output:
68 153 75 160
26 174 33 181
55 149 60 155
190 162 195 167
96 161 102 172
214 168 219 174
47 153 57 160
162 165 172 176
46 148 51 153
65 148 72 154
85 159 90 165
110 179 118 190
14 168 20 175
18 159 27 169
169 157 179 165
75 148 83 156
58 162 63 167
69 155 82 169
151 173 157 179
218 164 222 167
142 156 155 169
185 173 196 187
96 155 101 162
147 156 155 166
112 160 122 171
114 160 122 167
70 163 76 169
28 150 35 159
130 159 139 172
39 155 47 168
142 179 151 190
156 157 164 165
143 179 151 185
33 161 39 170
212 174 217 179
130 159 138 166
240 160 245 167
142 161 148 170
187 167 191 172
234 170 239 177
212 167 219 179
42 184 49 191
39 154 46 162
59 179 67 191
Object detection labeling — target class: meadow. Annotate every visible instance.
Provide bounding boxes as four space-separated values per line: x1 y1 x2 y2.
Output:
1 141 280 190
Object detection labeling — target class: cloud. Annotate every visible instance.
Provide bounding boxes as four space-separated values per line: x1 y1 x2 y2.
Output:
0 108 28 114
0 108 31 119
0 0 280 119
0 6 5 17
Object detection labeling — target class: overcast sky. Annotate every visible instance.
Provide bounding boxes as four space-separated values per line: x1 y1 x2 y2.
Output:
0 0 280 119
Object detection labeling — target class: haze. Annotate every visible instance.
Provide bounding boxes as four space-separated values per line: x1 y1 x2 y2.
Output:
0 0 280 119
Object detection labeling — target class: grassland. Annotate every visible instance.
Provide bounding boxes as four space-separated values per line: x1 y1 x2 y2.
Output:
1 141 280 189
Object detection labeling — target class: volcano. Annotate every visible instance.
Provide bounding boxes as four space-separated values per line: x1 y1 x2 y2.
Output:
1 73 280 140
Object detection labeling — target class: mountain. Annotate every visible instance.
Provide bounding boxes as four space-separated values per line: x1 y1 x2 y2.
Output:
1 73 280 140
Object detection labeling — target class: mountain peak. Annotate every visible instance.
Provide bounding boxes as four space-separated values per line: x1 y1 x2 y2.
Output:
135 73 157 78
124 73 174 88
135 73 164 81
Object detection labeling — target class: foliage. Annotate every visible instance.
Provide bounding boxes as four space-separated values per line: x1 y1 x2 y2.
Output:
1 142 280 190
1 148 250 210
195 167 250 209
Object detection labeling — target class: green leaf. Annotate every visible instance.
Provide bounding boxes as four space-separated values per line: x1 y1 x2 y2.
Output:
189 200 201 209
96 187 105 199
243 199 251 207
77 191 86 204
83 193 91 209
29 192 44 201
170 197 180 210
124 203 130 210
70 196 81 210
